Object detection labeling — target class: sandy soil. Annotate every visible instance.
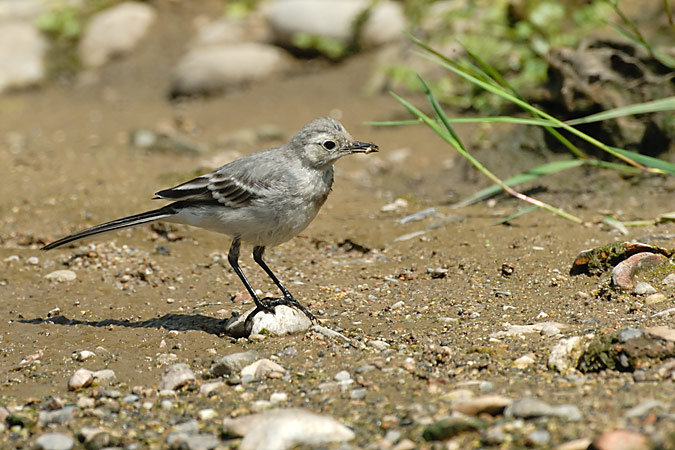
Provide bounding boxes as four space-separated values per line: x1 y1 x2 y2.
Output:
1 3 674 449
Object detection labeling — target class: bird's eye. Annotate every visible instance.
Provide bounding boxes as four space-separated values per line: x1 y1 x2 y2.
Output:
322 140 336 150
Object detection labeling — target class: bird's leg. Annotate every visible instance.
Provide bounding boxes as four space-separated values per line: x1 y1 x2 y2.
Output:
253 246 316 322
227 238 270 320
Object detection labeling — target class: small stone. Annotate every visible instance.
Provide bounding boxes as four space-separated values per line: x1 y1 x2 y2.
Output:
210 350 260 377
334 370 351 382
624 400 665 418
513 354 536 369
591 429 650 450
199 381 225 396
612 253 668 290
26 256 39 265
198 408 217 421
350 388 367 400
505 398 582 421
368 339 390 351
645 293 667 305
222 408 355 449
555 438 594 450
618 327 644 342
38 407 76 425
157 353 178 365
34 432 74 450
270 392 288 404
45 270 77 282
0 21 47 93
75 350 96 362
240 359 285 381
491 322 567 338
422 414 486 441
633 282 656 295
78 2 156 68
77 397 95 409
68 369 94 390
662 273 675 286
381 198 408 212
451 395 512 416
160 363 196 391
527 429 551 447
92 369 116 384
548 336 584 373
122 395 139 404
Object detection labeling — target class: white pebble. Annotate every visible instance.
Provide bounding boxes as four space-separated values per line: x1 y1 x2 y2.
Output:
198 408 217 420
75 350 96 362
45 270 77 282
68 369 94 390
26 256 40 265
270 392 288 404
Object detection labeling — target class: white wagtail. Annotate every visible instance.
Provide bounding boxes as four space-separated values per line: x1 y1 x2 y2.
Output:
42 117 378 324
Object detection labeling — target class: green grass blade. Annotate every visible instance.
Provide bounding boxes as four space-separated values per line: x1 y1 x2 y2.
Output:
456 159 585 207
368 116 559 127
609 146 675 175
566 97 675 125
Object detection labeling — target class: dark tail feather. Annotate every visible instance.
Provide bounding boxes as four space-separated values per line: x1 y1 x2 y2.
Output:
42 206 176 250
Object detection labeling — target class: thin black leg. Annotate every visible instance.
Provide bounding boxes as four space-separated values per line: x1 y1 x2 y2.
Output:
253 246 316 322
227 238 267 312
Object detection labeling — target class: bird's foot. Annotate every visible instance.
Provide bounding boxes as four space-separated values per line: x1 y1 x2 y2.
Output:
244 296 316 326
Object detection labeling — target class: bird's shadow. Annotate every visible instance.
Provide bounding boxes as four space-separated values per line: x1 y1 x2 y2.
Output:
18 313 238 336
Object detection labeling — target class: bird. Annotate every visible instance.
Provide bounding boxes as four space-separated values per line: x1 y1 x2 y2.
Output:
42 117 378 326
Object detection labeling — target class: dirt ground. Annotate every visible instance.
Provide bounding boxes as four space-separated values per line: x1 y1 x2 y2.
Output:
1 3 674 449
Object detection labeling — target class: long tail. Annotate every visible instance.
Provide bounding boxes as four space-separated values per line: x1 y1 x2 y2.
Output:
42 205 177 250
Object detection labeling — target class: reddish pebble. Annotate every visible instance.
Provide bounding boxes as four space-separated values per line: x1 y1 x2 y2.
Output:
592 429 649 450
611 253 667 290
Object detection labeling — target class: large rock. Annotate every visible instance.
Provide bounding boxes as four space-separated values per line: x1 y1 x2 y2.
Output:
0 21 47 93
170 43 290 97
78 2 156 68
262 0 405 49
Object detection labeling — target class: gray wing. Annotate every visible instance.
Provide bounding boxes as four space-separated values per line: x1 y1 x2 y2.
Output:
154 161 273 208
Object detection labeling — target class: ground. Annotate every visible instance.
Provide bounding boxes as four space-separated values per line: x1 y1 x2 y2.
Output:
1 3 674 449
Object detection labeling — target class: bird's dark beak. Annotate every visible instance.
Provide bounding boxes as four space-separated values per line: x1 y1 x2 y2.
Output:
346 141 379 154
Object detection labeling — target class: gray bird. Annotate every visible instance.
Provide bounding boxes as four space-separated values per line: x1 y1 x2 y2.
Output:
42 117 378 324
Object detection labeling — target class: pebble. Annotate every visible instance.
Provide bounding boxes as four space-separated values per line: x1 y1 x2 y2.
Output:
92 369 116 384
270 392 288 404
645 293 666 305
422 414 486 441
368 339 390 351
548 336 584 373
26 256 40 265
350 388 367 400
68 369 94 390
451 395 512 416
527 429 551 447
504 398 582 421
591 429 650 450
160 363 196 391
624 399 665 418
38 406 76 425
199 381 225 396
223 408 355 450
45 270 77 282
211 350 260 377
222 305 311 338
240 359 285 382
0 21 46 93
122 394 138 404
198 408 217 421
381 198 408 212
618 327 644 342
76 397 95 409
491 322 567 338
78 2 156 68
262 0 405 50
513 354 536 369
632 282 656 295
662 273 675 286
34 432 74 450
75 350 96 362
170 43 290 97
612 253 667 290
334 370 351 382
555 438 593 450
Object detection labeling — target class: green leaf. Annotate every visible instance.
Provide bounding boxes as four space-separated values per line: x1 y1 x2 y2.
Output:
566 97 675 125
456 159 585 207
492 205 539 225
609 147 675 175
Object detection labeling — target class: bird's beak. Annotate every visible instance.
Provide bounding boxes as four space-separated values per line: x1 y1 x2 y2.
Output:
345 141 379 154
